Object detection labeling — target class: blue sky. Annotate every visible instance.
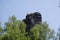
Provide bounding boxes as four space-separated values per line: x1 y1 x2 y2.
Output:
0 0 60 32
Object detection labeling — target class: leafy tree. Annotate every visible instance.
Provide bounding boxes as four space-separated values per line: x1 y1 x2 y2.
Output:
0 22 2 35
56 28 60 40
0 16 54 40
0 22 5 40
1 16 30 40
29 22 54 40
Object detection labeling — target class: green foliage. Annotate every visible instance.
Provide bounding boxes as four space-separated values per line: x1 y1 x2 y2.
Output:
0 16 54 40
0 22 2 33
3 16 30 40
0 22 4 40
56 28 60 40
29 22 54 40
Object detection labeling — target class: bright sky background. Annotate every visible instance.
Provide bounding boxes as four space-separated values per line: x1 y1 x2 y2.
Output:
0 0 60 32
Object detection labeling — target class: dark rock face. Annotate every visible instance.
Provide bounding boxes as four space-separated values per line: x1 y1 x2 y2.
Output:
23 12 42 32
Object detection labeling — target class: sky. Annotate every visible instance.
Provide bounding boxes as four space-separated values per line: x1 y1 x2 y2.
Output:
0 0 60 32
